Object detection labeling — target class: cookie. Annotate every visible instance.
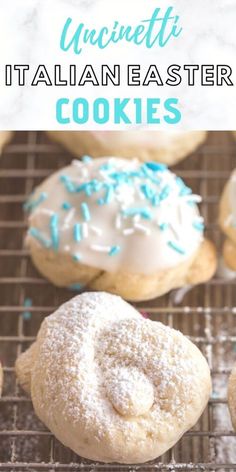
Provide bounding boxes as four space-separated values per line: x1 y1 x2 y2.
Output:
16 292 211 464
219 169 236 271
0 131 12 153
47 131 207 166
25 157 216 300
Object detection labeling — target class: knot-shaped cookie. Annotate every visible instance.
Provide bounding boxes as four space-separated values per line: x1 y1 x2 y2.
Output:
16 292 211 464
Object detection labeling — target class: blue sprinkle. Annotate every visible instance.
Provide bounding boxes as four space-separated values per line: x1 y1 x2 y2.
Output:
168 241 185 255
140 184 154 201
92 180 103 193
145 162 167 172
179 187 192 197
75 183 87 193
123 208 153 220
68 283 84 291
81 202 91 222
85 185 93 197
129 171 143 178
108 172 129 184
109 246 121 256
97 197 105 205
160 185 171 201
60 175 76 193
72 253 82 262
23 192 47 212
152 195 160 207
159 223 169 231
82 155 92 163
29 228 51 248
73 223 82 242
211 391 219 399
61 202 72 211
176 177 187 189
104 185 114 204
193 221 205 232
100 162 113 171
22 298 32 321
50 214 59 251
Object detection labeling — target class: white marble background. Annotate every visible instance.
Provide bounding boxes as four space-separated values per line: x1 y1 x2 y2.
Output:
0 0 235 130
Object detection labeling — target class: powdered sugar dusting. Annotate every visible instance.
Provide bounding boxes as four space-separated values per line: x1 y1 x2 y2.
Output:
21 292 211 462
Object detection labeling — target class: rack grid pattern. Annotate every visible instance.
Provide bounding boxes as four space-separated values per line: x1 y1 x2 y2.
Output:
0 131 236 471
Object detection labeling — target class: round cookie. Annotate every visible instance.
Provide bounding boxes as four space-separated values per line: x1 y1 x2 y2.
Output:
25 157 216 301
228 365 236 430
16 292 212 464
219 169 236 271
0 131 12 153
47 131 207 166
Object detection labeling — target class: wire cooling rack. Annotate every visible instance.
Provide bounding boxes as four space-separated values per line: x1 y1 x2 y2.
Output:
0 131 236 472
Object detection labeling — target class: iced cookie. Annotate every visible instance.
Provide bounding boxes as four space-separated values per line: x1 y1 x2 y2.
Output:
47 130 207 166
16 292 212 464
25 157 216 301
219 169 236 271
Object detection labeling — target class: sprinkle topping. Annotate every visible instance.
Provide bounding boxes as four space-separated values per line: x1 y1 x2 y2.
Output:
26 157 204 274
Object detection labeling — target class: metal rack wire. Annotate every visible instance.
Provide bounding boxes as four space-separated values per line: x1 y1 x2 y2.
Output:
0 131 236 471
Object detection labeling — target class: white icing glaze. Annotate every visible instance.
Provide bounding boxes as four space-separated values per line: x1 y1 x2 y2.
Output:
25 157 204 275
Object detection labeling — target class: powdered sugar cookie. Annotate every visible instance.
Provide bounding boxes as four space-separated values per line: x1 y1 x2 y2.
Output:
47 130 207 166
16 292 212 464
25 157 216 301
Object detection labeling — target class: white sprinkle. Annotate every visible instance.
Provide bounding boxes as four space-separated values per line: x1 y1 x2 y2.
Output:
82 223 89 239
81 167 88 178
72 159 82 167
134 223 151 236
90 226 102 236
133 214 141 224
169 223 180 241
195 216 204 223
64 208 75 226
115 215 122 229
183 194 202 203
123 228 135 236
177 205 183 226
99 170 113 182
91 244 111 253
64 245 70 252
225 214 233 227
29 208 54 222
139 190 146 200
